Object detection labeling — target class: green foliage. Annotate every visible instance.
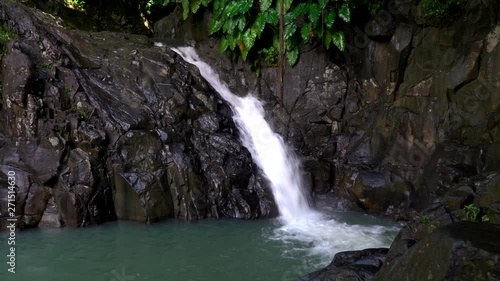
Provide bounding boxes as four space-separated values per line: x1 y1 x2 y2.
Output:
0 24 12 43
419 215 436 233
65 0 86 10
463 204 479 222
0 24 13 60
144 0 171 14
42 62 53 70
481 208 500 223
258 45 279 66
420 215 431 224
147 0 354 68
463 204 500 223
422 0 465 21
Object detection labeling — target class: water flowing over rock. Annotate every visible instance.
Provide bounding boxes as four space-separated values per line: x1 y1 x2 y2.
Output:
172 46 313 223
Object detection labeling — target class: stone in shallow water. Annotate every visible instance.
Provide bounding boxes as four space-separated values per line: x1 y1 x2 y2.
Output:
297 248 389 281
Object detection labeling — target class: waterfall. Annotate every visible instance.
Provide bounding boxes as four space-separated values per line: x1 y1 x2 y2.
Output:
172 47 400 269
172 47 316 223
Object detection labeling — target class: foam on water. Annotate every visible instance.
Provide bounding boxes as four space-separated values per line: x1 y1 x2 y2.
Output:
171 46 400 267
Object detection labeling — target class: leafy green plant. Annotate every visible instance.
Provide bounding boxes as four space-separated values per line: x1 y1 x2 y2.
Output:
481 208 500 223
0 24 12 43
65 0 86 10
0 24 14 61
420 215 436 233
42 62 53 70
463 204 479 222
147 0 364 67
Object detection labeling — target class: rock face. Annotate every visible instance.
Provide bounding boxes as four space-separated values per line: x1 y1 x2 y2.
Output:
0 0 499 229
157 0 500 220
0 1 276 229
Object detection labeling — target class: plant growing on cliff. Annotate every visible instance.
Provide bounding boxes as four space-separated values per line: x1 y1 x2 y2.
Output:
463 204 479 221
0 23 13 58
65 0 86 11
420 215 436 233
463 204 500 223
145 0 383 67
481 208 500 223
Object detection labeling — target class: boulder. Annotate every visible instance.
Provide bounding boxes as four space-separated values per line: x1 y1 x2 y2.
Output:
375 222 500 281
298 248 389 281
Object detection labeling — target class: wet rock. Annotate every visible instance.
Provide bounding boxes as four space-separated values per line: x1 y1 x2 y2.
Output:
448 41 483 89
406 76 432 97
365 11 396 40
38 196 62 228
375 222 500 281
20 183 51 228
298 248 389 281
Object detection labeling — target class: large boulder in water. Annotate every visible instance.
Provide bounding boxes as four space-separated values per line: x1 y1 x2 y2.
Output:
298 248 389 281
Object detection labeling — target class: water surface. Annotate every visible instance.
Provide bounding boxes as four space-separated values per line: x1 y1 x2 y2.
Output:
1 211 400 281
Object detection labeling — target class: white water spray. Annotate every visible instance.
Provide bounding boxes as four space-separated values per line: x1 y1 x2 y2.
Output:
172 47 401 269
172 47 315 223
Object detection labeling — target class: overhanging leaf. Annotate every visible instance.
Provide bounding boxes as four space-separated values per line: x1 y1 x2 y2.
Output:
318 0 328 9
292 3 308 17
265 8 279 24
223 18 238 34
253 13 266 37
241 47 250 60
338 4 351 22
238 16 246 31
182 0 189 20
324 11 336 28
220 36 229 52
324 30 332 49
284 23 297 39
227 0 253 17
209 16 224 34
228 35 236 50
275 0 293 13
332 31 345 51
284 12 294 25
260 0 272 12
243 27 258 52
287 46 299 66
307 3 322 23
300 23 311 43
190 0 201 13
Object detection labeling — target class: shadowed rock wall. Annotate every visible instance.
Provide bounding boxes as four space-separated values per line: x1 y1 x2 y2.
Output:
0 1 276 229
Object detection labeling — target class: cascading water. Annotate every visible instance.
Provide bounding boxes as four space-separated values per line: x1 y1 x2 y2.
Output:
172 47 400 270
172 46 315 223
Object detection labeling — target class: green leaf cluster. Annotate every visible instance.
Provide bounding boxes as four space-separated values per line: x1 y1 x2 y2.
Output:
147 0 354 68
463 204 500 223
